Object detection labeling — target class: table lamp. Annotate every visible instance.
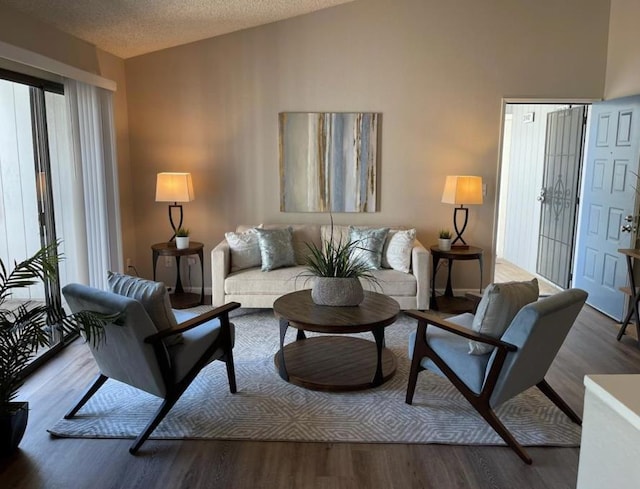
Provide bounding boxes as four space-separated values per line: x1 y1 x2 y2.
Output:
441 175 483 248
155 172 195 242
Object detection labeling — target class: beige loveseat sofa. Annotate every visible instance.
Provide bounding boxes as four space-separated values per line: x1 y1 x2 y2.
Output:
211 224 429 310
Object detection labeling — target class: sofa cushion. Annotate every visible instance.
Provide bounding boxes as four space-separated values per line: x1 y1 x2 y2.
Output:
225 228 262 272
255 226 296 271
287 225 321 265
225 266 310 295
225 266 417 298
107 271 182 346
366 269 417 296
382 228 416 273
349 226 389 269
469 278 539 355
321 224 351 249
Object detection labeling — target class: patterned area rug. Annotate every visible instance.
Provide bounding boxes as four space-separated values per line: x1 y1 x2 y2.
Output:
49 309 581 446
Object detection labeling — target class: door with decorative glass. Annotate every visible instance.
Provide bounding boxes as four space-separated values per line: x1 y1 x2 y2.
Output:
536 106 587 289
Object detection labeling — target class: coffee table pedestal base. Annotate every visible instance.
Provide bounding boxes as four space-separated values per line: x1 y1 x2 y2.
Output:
274 336 397 392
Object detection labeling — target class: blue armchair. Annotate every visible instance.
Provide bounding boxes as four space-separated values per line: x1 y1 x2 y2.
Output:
406 288 587 464
62 283 240 454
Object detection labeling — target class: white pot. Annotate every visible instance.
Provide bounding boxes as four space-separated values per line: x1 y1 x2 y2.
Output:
438 238 451 251
175 236 190 249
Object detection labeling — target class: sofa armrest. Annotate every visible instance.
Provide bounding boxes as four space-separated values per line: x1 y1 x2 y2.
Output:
412 239 430 310
211 240 230 307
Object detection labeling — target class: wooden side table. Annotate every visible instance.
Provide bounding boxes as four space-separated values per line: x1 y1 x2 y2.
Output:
430 245 483 313
152 241 204 309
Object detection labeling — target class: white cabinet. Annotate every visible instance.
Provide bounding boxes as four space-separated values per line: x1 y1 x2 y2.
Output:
577 375 640 489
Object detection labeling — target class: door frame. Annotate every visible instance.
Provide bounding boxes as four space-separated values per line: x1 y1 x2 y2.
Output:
492 97 599 287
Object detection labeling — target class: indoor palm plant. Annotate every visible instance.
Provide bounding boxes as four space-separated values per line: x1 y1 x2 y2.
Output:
0 243 106 456
302 221 379 306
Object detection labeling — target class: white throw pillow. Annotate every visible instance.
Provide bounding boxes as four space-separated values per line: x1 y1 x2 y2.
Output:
382 228 416 273
468 278 539 355
225 228 262 272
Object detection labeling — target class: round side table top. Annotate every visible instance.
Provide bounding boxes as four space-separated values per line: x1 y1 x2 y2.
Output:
152 241 204 256
429 245 483 259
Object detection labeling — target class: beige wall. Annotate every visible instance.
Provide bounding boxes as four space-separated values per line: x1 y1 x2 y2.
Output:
605 0 640 99
0 3 136 272
126 0 609 289
0 3 99 74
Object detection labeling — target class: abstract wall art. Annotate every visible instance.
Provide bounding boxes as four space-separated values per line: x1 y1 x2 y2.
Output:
279 112 379 212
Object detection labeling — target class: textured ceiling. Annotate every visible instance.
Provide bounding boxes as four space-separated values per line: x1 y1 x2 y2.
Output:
1 0 354 59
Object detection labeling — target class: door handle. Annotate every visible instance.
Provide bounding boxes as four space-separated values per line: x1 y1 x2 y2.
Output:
621 224 636 233
537 188 546 203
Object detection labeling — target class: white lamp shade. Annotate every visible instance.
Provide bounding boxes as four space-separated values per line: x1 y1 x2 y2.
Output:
441 175 483 205
155 172 195 202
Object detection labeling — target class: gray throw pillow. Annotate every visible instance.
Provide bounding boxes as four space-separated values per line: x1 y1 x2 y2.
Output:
468 278 539 355
107 271 182 345
255 227 296 271
225 228 262 272
349 226 390 270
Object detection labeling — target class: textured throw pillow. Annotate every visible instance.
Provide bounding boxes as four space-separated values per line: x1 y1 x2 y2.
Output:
107 271 182 345
255 227 296 271
349 227 390 270
225 228 262 272
468 278 539 355
382 228 416 273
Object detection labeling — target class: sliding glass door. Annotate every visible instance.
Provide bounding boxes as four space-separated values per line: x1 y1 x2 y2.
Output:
0 69 69 366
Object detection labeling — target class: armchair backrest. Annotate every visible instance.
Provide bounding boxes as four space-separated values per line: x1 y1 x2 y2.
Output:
488 288 587 407
62 283 168 398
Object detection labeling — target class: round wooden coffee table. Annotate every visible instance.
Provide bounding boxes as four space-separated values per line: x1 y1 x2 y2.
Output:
273 289 400 391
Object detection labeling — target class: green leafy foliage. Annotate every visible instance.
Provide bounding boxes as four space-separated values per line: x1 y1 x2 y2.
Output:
439 229 452 239
175 227 190 237
300 221 379 288
0 243 108 407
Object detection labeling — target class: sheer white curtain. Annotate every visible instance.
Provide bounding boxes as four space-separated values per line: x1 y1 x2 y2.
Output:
64 79 122 289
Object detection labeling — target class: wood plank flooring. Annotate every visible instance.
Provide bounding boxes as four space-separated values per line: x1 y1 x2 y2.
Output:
1 306 639 489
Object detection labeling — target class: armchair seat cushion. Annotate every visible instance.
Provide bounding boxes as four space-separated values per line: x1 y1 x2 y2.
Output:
169 310 236 383
408 312 491 394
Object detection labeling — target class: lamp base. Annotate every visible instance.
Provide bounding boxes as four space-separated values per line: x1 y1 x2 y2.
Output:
451 244 470 250
451 206 469 246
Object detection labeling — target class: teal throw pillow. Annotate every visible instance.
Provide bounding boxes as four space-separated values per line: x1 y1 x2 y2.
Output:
349 226 390 270
255 227 296 271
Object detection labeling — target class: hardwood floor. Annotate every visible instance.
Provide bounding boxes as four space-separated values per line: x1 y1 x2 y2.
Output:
1 306 639 489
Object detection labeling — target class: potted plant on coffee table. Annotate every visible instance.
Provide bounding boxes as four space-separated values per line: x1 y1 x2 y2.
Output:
302 225 379 307
0 243 106 457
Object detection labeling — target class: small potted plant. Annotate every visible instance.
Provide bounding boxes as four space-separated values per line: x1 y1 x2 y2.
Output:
0 243 106 456
175 227 190 249
438 229 452 251
301 221 379 306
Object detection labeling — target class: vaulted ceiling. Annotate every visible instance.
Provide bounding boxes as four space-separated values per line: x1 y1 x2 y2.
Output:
0 0 354 58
